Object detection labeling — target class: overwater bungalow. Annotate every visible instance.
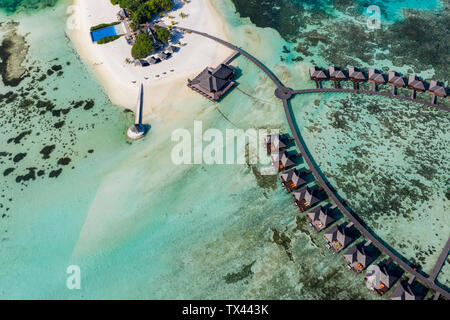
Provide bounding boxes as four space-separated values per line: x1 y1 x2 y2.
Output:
365 261 400 296
265 134 287 154
271 151 295 173
343 242 376 273
323 224 355 253
348 67 366 90
293 186 320 211
187 63 236 102
309 66 328 88
390 280 425 300
328 66 347 88
388 71 406 96
428 80 447 104
280 169 306 193
368 69 386 92
307 206 335 232
407 75 426 99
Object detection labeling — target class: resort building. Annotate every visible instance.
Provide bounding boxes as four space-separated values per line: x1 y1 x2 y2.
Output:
139 59 150 67
307 206 335 232
368 69 386 92
390 280 426 300
328 66 347 88
428 80 448 104
280 169 306 193
117 9 129 20
365 261 400 296
343 242 376 273
388 71 406 96
293 186 321 211
309 66 328 88
144 23 164 49
158 52 171 60
265 134 287 155
271 151 295 173
407 75 426 99
147 56 161 65
187 63 236 102
166 45 178 54
348 67 366 90
323 224 355 253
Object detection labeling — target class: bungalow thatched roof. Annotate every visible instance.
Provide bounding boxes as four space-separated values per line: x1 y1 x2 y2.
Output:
307 206 335 227
309 66 328 80
388 71 406 87
368 69 386 84
429 80 447 97
408 75 426 91
348 67 366 81
329 66 347 80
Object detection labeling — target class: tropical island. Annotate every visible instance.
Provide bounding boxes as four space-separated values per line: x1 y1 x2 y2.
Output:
71 0 233 110
89 0 175 63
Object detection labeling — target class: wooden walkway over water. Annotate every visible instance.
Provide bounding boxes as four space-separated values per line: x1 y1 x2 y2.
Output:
178 26 450 299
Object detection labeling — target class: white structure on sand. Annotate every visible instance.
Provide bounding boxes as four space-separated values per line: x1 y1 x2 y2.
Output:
127 83 148 140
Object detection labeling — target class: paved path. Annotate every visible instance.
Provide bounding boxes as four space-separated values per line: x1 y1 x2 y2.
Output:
430 238 450 282
174 27 285 89
180 26 450 299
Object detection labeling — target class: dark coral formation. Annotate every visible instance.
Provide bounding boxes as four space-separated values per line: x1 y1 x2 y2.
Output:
231 0 449 80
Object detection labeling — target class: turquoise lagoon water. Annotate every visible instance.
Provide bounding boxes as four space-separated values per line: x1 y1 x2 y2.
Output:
0 0 448 299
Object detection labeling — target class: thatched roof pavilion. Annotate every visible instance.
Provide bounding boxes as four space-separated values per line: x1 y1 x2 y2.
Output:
407 75 426 98
309 66 328 88
328 66 347 88
348 67 366 89
292 186 320 211
343 243 376 273
368 69 386 91
307 206 335 231
271 151 295 172
428 80 447 104
388 71 406 95
281 169 306 192
323 224 355 253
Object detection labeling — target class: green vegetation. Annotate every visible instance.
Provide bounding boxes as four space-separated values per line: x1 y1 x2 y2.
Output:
97 35 122 44
154 26 171 44
90 21 120 32
131 33 154 59
110 0 174 26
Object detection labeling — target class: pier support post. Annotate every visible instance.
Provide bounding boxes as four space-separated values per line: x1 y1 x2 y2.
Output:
431 94 437 105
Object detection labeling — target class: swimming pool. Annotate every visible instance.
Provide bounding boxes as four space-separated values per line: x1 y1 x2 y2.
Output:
90 25 118 42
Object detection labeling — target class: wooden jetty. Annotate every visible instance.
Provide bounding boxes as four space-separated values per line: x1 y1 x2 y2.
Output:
174 27 450 299
127 83 148 140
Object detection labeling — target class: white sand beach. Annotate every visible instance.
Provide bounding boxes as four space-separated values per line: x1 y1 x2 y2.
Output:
70 0 233 116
